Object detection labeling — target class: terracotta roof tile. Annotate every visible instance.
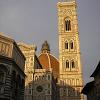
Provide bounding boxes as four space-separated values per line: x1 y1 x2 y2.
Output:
38 53 59 78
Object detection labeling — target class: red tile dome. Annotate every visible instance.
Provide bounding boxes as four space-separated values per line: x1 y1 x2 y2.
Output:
39 41 59 78
38 53 59 78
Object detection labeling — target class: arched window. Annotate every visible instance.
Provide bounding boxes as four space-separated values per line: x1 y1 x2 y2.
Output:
71 60 75 68
65 41 68 49
65 19 71 31
66 60 69 68
70 41 74 49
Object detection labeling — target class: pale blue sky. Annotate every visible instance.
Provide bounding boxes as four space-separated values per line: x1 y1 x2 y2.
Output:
0 0 100 84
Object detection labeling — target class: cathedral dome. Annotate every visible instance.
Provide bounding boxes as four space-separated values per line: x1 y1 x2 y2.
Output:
38 41 59 78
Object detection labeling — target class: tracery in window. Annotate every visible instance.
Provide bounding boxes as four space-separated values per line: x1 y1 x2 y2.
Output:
70 41 74 49
65 41 68 49
65 18 71 31
71 60 75 68
66 60 69 68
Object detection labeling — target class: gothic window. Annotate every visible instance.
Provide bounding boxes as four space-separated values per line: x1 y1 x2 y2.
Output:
66 60 69 68
65 41 68 49
70 41 74 49
65 19 71 31
71 60 75 68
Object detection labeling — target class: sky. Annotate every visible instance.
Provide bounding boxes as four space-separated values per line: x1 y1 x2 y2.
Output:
0 0 100 84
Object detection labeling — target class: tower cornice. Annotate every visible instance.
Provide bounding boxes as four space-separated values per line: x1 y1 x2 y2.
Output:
57 0 77 8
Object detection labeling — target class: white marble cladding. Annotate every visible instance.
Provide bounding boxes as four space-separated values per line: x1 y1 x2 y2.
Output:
0 33 25 71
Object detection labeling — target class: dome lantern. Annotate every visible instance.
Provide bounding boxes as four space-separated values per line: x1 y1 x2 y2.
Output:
41 41 50 53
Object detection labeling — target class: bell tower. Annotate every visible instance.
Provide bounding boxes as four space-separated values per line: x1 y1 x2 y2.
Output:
57 0 84 100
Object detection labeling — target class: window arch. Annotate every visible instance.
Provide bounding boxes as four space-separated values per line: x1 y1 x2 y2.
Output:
65 41 68 49
71 60 75 68
65 18 71 31
66 60 69 68
70 41 74 49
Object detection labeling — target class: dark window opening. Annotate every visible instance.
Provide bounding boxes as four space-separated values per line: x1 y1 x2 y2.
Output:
65 42 68 49
66 61 69 68
65 20 71 31
71 61 75 68
70 42 74 49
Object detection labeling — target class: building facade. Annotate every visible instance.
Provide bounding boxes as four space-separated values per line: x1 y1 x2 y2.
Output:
57 0 84 100
18 42 58 100
0 33 26 100
33 68 58 100
82 61 100 100
18 42 41 100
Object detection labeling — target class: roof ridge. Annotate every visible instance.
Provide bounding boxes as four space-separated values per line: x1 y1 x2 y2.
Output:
47 53 51 68
49 53 59 62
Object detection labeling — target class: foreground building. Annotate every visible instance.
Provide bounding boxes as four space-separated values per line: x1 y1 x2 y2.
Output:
0 33 26 100
82 61 100 100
